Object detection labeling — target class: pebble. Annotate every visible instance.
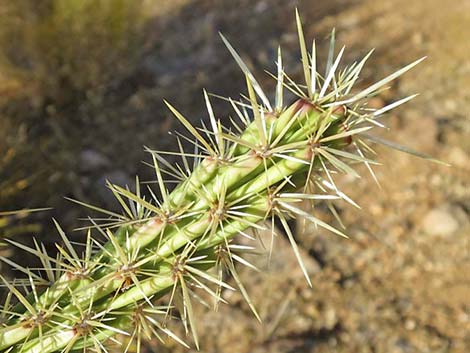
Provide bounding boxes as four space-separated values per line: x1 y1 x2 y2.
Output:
80 149 110 172
422 208 459 236
411 32 424 45
255 1 268 13
405 319 416 330
324 307 338 329
447 146 468 169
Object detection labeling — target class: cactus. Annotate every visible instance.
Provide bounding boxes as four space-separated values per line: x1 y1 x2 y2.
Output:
0 12 438 353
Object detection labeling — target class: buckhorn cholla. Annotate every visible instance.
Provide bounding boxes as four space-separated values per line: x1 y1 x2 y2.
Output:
0 12 436 353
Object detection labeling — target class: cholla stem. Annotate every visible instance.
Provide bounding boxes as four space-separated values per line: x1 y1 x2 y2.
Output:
0 12 430 353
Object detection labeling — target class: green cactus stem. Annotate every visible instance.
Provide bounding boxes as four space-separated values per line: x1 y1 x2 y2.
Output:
0 11 440 353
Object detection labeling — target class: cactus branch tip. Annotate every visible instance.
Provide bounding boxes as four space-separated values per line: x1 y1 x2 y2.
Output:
0 12 434 353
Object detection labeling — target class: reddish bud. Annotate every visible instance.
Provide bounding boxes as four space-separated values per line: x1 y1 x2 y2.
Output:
293 99 320 115
332 104 347 116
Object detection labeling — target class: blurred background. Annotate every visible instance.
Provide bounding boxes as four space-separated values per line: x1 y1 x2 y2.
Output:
0 0 468 352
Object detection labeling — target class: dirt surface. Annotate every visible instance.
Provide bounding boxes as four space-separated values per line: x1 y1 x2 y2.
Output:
145 1 470 352
1 0 469 352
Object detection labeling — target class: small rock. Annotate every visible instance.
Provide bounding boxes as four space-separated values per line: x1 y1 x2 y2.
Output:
444 99 458 112
80 149 110 172
324 307 338 329
412 32 424 45
340 14 360 28
405 319 416 330
422 208 459 236
255 1 268 13
447 146 468 169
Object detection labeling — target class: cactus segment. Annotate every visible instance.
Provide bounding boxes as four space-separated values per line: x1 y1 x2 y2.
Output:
0 13 430 353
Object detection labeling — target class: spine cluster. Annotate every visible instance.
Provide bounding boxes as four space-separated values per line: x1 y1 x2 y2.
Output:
0 12 428 353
